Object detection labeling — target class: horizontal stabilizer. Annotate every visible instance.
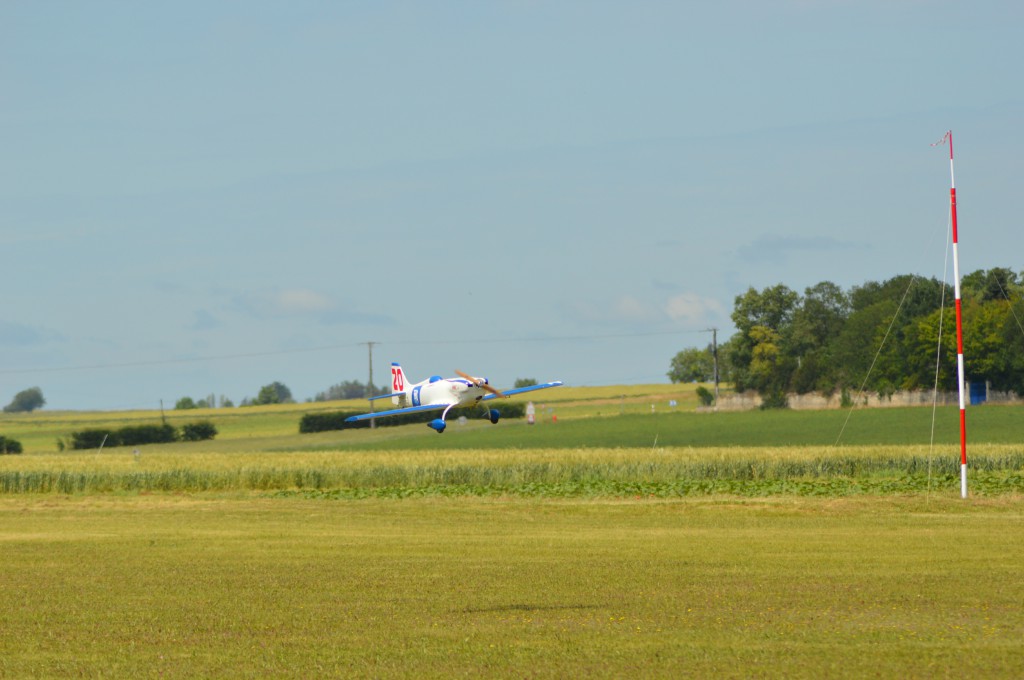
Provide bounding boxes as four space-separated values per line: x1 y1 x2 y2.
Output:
368 392 404 402
344 403 447 422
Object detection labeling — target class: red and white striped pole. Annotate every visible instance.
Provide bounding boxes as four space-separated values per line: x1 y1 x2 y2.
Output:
936 130 968 498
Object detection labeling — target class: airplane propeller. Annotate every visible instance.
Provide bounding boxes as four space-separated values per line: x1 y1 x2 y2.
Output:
455 370 506 398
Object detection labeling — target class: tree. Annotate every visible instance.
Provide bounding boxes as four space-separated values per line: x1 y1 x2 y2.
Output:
254 381 293 405
961 298 1024 393
962 267 1021 303
830 298 899 392
992 297 1024 395
668 346 714 383
747 326 791 408
729 284 799 394
4 387 45 413
315 380 378 401
789 281 850 394
514 378 538 388
175 397 197 410
851 275 949 320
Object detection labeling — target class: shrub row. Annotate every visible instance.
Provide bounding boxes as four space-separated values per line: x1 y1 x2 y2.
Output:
0 435 23 454
70 421 217 450
299 402 527 434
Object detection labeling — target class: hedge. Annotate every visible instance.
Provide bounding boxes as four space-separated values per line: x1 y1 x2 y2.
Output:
0 435 23 454
299 402 527 434
70 421 217 450
181 421 218 442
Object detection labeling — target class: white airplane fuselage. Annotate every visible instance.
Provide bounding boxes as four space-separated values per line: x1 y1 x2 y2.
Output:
392 375 489 410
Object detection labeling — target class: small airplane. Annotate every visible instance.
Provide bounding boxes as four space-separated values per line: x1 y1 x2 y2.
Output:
345 362 563 433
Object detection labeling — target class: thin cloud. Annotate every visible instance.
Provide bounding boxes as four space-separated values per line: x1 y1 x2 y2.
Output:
564 292 724 328
563 295 661 326
189 309 221 331
665 293 725 325
736 235 870 263
0 320 60 347
231 288 394 325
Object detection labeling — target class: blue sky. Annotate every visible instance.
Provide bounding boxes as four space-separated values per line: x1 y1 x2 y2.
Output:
2 1 1022 410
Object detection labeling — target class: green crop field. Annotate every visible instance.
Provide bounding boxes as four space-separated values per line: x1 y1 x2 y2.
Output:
2 386 1023 677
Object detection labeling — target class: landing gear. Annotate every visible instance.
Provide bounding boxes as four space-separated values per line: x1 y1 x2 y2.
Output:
426 404 458 434
424 405 501 433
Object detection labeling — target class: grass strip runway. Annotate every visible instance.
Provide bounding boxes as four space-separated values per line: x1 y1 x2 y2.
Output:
2 495 1022 678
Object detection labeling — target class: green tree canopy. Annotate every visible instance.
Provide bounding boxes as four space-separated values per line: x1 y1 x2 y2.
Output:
668 346 715 383
4 387 45 413
254 381 293 405
962 267 1020 303
175 397 197 410
729 284 799 395
315 380 379 401
688 267 1024 407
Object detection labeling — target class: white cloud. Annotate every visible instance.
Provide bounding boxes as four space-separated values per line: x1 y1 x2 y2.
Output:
230 288 394 326
665 293 725 325
271 289 334 314
563 292 724 328
233 288 334 319
611 295 658 322
564 295 660 325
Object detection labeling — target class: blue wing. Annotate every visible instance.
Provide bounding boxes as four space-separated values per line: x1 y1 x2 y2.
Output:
344 403 448 423
481 380 564 401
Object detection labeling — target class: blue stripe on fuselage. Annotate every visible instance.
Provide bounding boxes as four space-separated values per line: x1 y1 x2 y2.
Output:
412 385 422 407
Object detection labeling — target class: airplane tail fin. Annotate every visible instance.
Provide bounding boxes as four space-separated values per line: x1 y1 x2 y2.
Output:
390 362 410 406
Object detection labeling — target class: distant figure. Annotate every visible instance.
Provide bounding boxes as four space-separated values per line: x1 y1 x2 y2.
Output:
526 402 536 425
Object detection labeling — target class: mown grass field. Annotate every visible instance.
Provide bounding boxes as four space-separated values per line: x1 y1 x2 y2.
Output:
2 386 1023 677
3 495 1023 677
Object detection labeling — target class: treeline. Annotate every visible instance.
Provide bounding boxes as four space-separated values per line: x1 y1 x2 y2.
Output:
670 268 1024 407
174 380 381 410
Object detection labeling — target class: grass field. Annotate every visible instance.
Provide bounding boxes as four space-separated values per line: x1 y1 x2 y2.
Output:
3 495 1023 678
2 387 1023 676
0 383 695 453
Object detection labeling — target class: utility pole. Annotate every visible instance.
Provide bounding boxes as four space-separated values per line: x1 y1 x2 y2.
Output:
365 341 377 429
703 328 719 407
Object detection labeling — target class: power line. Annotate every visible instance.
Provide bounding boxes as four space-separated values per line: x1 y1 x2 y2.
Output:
0 328 711 376
0 342 366 375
